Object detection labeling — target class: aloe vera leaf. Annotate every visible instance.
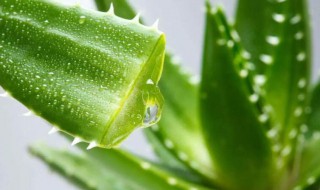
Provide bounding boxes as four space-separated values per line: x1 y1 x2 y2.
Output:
292 138 320 190
30 143 121 190
305 81 320 138
235 0 274 74
0 0 166 148
30 143 212 190
265 0 311 149
200 4 274 190
236 0 311 144
150 54 215 178
143 127 188 169
77 141 213 189
290 83 320 189
93 0 214 180
69 133 211 187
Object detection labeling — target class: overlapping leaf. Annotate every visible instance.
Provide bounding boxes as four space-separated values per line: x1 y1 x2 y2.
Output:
236 0 311 152
200 3 274 190
30 143 212 190
295 81 320 189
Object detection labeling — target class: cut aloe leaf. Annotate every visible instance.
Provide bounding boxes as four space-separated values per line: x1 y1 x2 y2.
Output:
93 0 215 180
199 4 273 190
30 143 212 190
0 0 166 148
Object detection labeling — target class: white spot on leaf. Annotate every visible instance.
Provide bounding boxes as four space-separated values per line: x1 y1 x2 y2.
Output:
266 36 280 46
259 54 273 65
290 15 302 25
272 14 286 23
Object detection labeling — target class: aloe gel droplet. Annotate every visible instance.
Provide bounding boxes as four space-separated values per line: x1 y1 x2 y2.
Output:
144 105 159 126
142 84 163 128
79 15 86 24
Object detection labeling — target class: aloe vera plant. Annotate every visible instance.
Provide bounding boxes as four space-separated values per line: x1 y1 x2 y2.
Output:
1 0 320 189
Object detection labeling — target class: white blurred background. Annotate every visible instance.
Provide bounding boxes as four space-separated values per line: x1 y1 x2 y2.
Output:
0 0 319 189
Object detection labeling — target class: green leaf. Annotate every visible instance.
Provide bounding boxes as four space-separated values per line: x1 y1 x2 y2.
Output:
0 0 166 148
30 143 122 190
305 81 320 138
143 127 188 170
292 138 320 190
235 0 274 73
294 82 320 189
236 0 311 145
93 0 214 181
264 0 311 148
30 143 212 190
150 55 214 180
199 4 274 190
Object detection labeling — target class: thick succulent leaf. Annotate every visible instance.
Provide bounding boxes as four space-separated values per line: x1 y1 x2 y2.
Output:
235 0 274 73
150 54 214 179
305 81 320 138
93 0 215 180
0 0 166 148
292 138 320 190
77 141 213 189
264 0 311 149
30 143 125 190
143 128 188 170
72 134 211 187
295 83 320 189
30 143 212 190
236 0 311 145
200 4 274 190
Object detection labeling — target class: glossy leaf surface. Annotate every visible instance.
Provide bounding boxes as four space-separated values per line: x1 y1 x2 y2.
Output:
0 0 166 148
236 0 311 146
200 5 273 190
294 81 320 189
30 143 211 190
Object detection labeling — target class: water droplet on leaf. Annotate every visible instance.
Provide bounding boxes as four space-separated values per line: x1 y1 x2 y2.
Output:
79 16 86 24
143 104 159 127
